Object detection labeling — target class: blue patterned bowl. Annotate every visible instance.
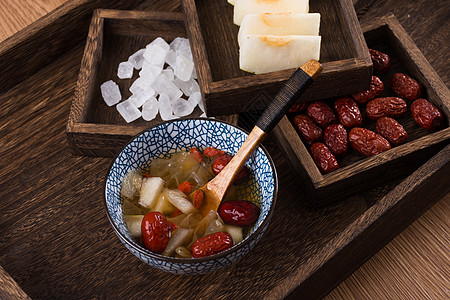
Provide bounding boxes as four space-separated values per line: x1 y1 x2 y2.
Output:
104 118 277 275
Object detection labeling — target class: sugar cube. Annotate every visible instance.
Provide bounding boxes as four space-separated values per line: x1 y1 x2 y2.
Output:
172 98 195 117
158 93 175 121
152 74 183 101
173 77 200 96
174 55 194 81
142 97 159 121
116 100 141 123
117 61 134 79
128 49 145 69
100 80 121 106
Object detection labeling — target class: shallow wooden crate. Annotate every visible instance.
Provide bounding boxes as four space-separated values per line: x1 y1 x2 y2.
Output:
273 14 450 206
66 9 235 157
181 0 372 116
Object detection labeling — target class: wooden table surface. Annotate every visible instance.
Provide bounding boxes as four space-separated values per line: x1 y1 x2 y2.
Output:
0 0 448 299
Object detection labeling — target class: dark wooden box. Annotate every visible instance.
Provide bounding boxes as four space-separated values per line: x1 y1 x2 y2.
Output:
181 0 372 116
66 9 222 157
273 14 450 206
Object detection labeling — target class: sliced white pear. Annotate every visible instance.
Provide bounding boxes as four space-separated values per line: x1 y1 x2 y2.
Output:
239 34 321 74
238 13 320 46
234 0 309 25
138 176 165 208
166 189 198 215
152 188 176 215
121 170 143 199
123 215 144 238
162 227 194 256
224 224 243 244
228 0 235 5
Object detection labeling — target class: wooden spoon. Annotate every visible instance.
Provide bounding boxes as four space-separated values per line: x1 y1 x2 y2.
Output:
195 59 323 216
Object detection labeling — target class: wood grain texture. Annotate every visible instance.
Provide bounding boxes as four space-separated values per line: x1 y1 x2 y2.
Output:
181 0 372 116
0 265 30 299
0 0 449 299
0 0 147 94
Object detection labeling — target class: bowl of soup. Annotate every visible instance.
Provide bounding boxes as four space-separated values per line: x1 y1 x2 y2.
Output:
104 118 277 274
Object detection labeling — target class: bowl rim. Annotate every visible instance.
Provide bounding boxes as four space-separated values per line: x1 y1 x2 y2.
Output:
103 117 278 264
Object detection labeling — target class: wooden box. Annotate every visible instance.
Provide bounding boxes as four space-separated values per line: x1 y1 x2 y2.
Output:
273 14 450 206
181 0 372 116
66 10 213 157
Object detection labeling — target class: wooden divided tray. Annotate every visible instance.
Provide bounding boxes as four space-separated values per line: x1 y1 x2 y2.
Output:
182 0 372 116
273 14 450 206
0 0 448 299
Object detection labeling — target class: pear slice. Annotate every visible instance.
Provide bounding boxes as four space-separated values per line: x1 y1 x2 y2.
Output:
239 34 321 74
238 13 320 46
234 0 309 25
228 0 235 5
138 176 165 209
123 215 144 238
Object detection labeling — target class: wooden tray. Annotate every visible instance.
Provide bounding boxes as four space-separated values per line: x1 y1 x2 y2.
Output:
66 9 237 157
181 0 372 116
273 14 450 206
0 0 448 299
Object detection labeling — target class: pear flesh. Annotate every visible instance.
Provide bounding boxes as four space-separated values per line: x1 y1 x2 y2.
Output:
239 34 321 74
238 13 320 46
234 0 309 25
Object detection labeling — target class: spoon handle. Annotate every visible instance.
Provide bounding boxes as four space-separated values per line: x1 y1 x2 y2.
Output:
205 60 322 204
256 59 322 133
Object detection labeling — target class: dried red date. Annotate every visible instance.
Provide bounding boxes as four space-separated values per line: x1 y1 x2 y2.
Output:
390 73 422 101
411 98 445 131
287 101 308 115
190 148 203 163
334 97 363 129
324 124 348 156
141 212 171 253
369 48 391 73
352 76 384 104
376 117 408 146
219 200 260 227
366 97 407 120
211 154 249 185
307 101 337 128
310 143 339 174
349 127 391 156
191 232 233 258
292 115 323 144
203 147 225 158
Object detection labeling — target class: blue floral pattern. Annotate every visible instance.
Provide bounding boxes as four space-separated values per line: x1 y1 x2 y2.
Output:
105 118 277 275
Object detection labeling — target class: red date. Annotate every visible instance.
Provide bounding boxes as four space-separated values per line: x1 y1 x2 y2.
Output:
219 200 260 227
287 101 308 115
310 142 339 174
191 232 233 258
334 97 363 129
369 48 391 73
292 115 323 144
376 117 408 146
349 127 391 156
307 101 337 128
212 154 249 185
366 97 407 120
324 124 348 156
411 98 445 131
203 147 225 158
390 73 422 101
141 212 171 254
352 76 384 104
